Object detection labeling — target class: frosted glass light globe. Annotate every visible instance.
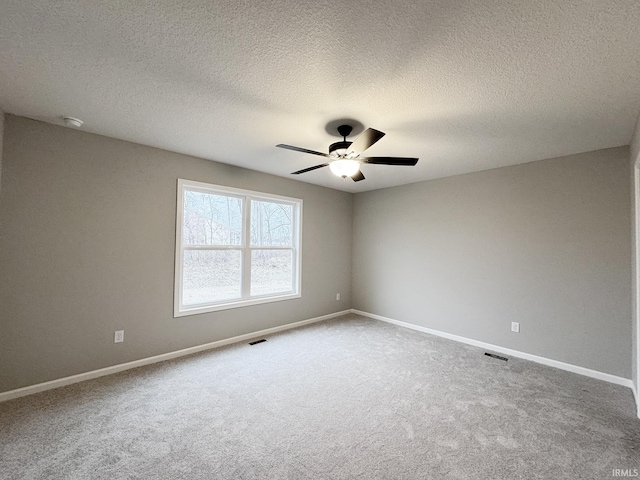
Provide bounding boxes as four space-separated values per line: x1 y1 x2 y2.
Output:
329 159 360 178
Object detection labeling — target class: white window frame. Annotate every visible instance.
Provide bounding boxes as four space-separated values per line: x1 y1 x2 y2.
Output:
174 179 302 317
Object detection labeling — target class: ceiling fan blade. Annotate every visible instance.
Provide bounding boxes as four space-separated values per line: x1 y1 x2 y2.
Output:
347 128 385 155
351 170 365 182
361 157 419 166
291 163 329 175
276 144 330 157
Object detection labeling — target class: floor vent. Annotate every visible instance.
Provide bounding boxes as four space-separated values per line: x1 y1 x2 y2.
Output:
249 339 267 345
484 352 508 362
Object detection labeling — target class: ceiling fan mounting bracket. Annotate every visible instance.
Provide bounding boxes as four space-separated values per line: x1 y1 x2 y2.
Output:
336 124 353 139
325 119 364 138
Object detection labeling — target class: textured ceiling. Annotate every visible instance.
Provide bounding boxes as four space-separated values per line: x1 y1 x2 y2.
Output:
1 1 640 192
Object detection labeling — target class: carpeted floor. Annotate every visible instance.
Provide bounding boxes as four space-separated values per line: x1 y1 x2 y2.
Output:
1 313 639 479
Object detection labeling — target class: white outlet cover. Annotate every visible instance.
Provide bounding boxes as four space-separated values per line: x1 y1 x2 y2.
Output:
114 330 124 343
511 322 520 333
336 293 341 301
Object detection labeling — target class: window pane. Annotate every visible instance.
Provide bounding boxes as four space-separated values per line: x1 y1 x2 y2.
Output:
182 250 241 305
250 200 293 247
183 191 242 246
250 250 293 296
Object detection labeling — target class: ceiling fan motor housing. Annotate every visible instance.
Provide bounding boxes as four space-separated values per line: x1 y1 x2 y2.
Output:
329 140 352 156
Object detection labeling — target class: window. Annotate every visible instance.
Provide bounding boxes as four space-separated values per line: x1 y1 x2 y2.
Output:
174 179 302 316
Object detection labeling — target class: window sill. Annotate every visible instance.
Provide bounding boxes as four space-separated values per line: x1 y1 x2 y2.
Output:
174 292 301 318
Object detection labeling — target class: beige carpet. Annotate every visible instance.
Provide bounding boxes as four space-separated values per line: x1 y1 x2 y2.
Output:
1 313 639 479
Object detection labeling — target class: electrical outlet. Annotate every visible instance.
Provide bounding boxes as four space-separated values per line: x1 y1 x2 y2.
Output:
511 322 520 333
114 330 124 343
336 293 341 301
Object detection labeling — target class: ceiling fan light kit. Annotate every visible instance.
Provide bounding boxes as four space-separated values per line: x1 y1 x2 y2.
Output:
276 123 419 183
329 159 360 178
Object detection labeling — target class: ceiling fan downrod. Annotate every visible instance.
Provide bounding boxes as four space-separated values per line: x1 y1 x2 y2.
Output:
329 125 354 157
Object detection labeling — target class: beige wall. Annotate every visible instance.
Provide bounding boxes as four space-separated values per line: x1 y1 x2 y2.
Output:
353 147 632 378
0 116 353 393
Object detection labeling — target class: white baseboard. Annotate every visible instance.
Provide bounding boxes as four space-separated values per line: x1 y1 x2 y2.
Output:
0 310 351 403
352 309 634 390
3 308 636 413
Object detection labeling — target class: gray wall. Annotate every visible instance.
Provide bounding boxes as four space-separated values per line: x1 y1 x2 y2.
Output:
631 114 640 172
1 114 634 393
0 115 353 393
630 113 640 399
353 147 632 378
631 158 637 392
0 109 4 193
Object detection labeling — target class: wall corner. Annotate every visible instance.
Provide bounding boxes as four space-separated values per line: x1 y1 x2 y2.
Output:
0 108 4 196
630 109 640 418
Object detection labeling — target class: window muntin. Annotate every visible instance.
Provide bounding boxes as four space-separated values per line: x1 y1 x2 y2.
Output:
175 180 301 316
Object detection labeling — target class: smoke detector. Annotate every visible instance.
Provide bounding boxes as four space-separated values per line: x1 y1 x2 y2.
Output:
62 116 83 128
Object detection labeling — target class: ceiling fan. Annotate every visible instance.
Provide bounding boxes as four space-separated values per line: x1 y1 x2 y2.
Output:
276 124 419 182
